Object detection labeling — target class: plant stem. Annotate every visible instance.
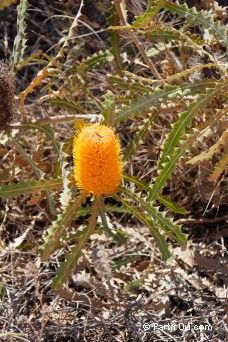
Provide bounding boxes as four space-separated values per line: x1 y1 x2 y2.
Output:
113 0 163 81
10 114 103 127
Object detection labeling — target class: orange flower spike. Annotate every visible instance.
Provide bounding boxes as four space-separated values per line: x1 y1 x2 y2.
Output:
73 123 123 196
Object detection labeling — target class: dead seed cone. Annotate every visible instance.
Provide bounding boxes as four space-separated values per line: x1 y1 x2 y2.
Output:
0 60 16 131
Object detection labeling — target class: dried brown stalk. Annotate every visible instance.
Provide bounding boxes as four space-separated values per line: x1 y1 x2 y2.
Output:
113 0 163 81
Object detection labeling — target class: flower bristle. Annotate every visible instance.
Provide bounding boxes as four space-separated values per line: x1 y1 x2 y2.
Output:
73 123 123 196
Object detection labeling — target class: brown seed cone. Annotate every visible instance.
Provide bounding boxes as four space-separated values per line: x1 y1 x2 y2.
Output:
0 60 17 132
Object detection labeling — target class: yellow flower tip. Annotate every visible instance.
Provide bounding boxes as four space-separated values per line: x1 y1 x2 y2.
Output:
73 123 123 196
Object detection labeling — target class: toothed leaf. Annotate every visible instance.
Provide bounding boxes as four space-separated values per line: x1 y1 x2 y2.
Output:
158 81 228 171
19 0 84 104
101 90 116 126
82 50 113 71
123 112 157 162
158 195 190 215
187 129 228 165
40 193 86 261
11 0 29 68
17 122 72 205
114 193 172 261
108 75 155 93
208 154 228 183
108 6 123 75
49 96 85 113
164 2 228 47
132 0 166 28
146 42 172 58
123 175 189 215
120 187 188 245
52 198 98 289
98 197 125 244
125 263 154 291
148 106 227 201
0 178 62 199
114 81 218 124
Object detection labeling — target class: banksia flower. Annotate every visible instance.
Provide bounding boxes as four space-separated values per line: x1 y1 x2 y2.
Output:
0 60 16 131
73 123 122 196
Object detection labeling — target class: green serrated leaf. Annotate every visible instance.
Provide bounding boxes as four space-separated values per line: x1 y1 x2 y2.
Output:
142 27 214 62
142 27 204 46
115 94 137 105
143 28 187 41
123 174 189 215
108 6 123 75
49 96 85 113
120 187 187 245
125 262 153 291
58 140 73 206
187 129 228 165
114 193 172 261
83 50 113 71
0 178 62 199
101 90 116 126
123 174 151 192
126 71 161 85
114 80 218 124
132 0 166 28
17 122 72 205
98 197 125 244
108 75 156 93
11 0 29 69
71 50 113 76
158 195 190 214
146 42 172 58
112 254 141 269
52 197 98 289
19 0 84 105
166 63 227 84
15 137 57 216
208 154 228 183
148 105 227 202
16 50 43 71
164 1 228 47
158 81 228 170
123 111 157 162
40 192 86 261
